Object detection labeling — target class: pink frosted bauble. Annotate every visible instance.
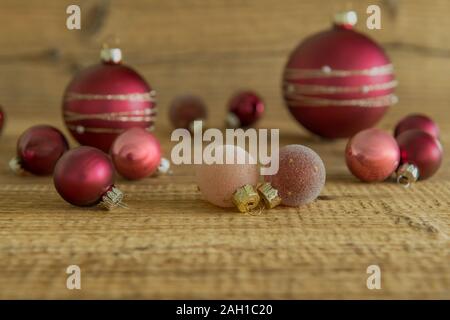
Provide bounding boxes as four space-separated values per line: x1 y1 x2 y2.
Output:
265 145 326 206
110 127 161 180
196 145 259 208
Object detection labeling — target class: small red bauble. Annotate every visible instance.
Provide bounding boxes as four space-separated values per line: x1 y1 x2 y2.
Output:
110 127 162 180
54 146 124 209
265 145 326 206
62 47 157 152
169 94 207 131
10 125 69 175
394 113 439 139
0 105 4 135
345 128 400 182
396 130 443 186
226 91 264 128
282 11 397 138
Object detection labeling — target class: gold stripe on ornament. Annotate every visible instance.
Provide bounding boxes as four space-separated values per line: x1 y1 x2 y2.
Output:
284 80 398 95
65 90 157 102
64 108 157 122
284 64 394 80
66 124 155 134
286 93 398 108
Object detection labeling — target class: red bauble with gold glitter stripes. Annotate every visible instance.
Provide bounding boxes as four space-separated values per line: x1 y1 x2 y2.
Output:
283 11 397 138
62 47 157 152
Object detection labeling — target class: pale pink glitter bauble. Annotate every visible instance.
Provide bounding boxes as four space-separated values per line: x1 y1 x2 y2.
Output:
196 145 259 208
265 145 326 206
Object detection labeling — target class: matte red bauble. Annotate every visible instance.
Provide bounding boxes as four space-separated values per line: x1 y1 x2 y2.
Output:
0 105 4 134
226 91 264 128
10 125 69 175
394 114 439 139
54 146 124 209
62 47 157 152
345 128 400 182
111 127 162 180
396 130 443 186
283 11 397 138
265 145 326 206
169 94 207 131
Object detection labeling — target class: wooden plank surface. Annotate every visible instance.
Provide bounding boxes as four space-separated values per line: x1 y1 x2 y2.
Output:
0 0 449 299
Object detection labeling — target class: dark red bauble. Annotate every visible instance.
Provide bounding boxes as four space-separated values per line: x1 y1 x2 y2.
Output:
12 125 69 175
111 127 162 180
169 94 207 131
282 11 397 138
394 114 439 139
226 91 264 128
62 47 157 152
345 128 400 182
396 130 443 184
0 105 4 134
54 146 123 209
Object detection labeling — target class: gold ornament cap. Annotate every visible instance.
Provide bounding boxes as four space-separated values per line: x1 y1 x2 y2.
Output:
232 185 261 213
100 186 125 210
100 47 122 64
334 11 358 28
257 182 282 209
396 163 419 188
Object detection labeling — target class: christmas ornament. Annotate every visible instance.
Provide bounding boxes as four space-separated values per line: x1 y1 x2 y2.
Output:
10 125 69 176
196 145 259 208
282 11 397 138
396 130 443 186
0 105 4 135
345 128 400 182
265 145 326 206
169 94 207 132
226 91 264 128
54 146 124 209
62 46 157 152
110 127 161 180
394 114 439 139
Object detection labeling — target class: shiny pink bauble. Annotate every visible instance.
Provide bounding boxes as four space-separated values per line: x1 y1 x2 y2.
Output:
396 130 443 180
283 16 396 138
227 91 264 128
110 127 161 180
62 48 156 152
16 125 69 175
265 145 326 206
196 145 259 208
0 105 4 134
169 94 207 130
54 146 115 206
345 128 400 182
394 114 439 139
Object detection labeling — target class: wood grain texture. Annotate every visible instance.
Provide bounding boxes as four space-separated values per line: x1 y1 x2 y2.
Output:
0 0 449 299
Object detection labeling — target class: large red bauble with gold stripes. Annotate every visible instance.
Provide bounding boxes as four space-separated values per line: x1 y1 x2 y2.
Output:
62 48 156 152
283 12 397 138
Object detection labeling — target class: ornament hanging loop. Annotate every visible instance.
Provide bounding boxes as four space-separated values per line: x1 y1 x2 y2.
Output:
334 11 358 29
101 35 122 64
